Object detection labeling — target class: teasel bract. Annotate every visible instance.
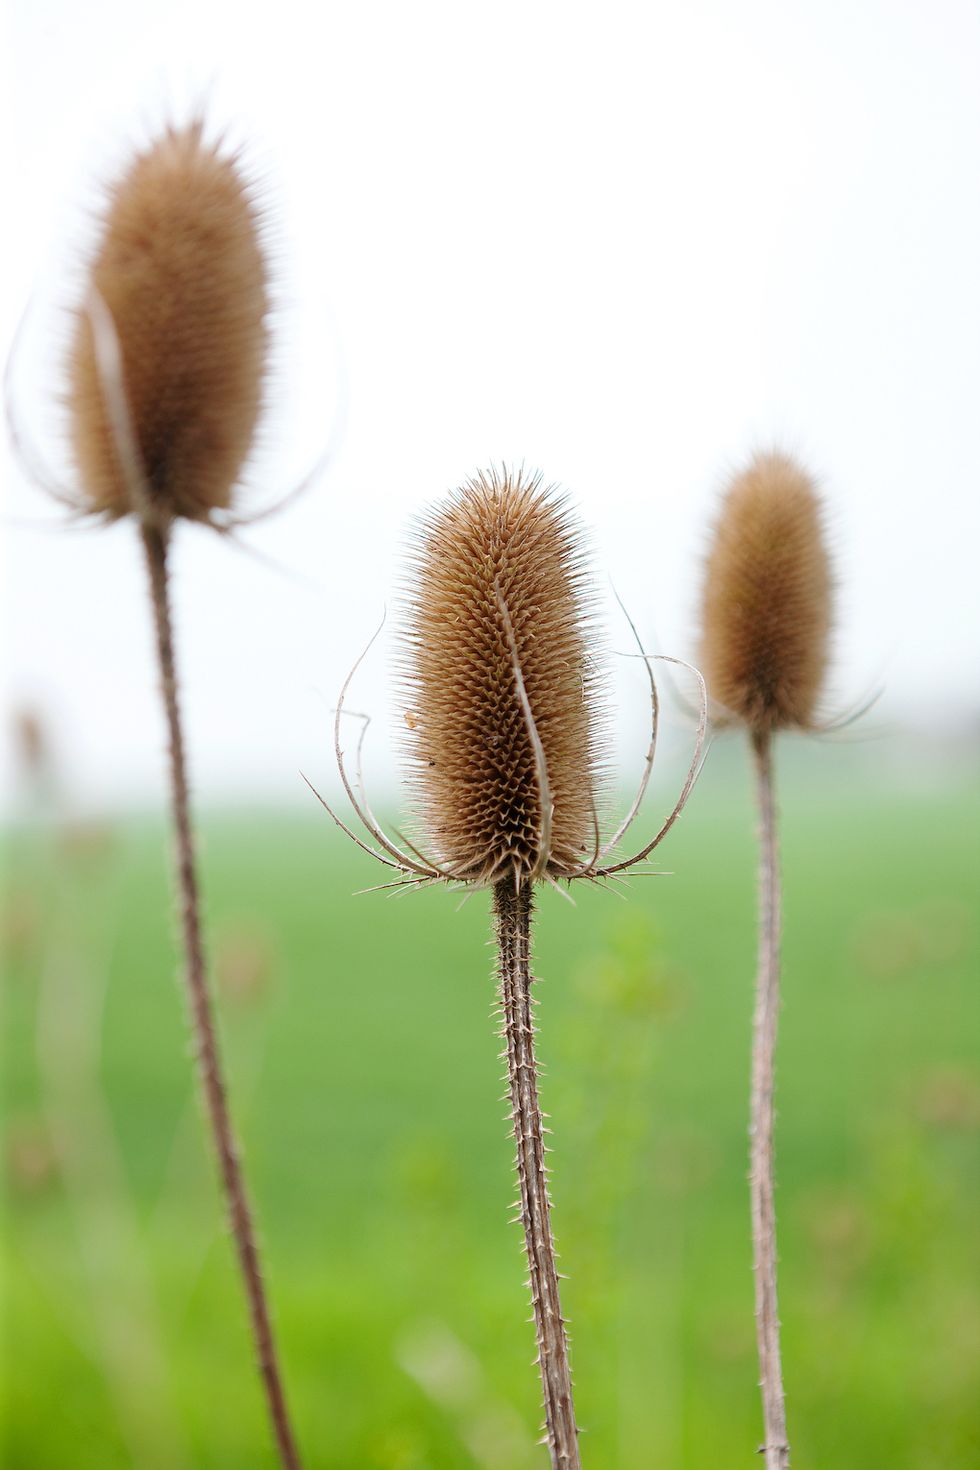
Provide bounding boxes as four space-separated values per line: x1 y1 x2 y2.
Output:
700 449 834 1470
313 467 707 1467
62 121 303 1470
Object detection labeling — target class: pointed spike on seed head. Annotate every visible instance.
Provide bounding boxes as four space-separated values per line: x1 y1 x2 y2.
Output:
700 450 833 735
67 120 269 525
396 466 608 887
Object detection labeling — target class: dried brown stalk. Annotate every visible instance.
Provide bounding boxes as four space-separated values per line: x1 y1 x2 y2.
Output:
700 449 836 1466
55 119 305 1469
315 467 708 1464
494 882 580 1470
142 521 302 1470
749 729 788 1469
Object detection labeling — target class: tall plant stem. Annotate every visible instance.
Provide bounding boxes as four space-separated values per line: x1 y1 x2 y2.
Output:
493 881 581 1470
141 522 303 1470
749 729 789 1469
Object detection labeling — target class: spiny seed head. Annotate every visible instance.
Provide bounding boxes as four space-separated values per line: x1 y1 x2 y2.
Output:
67 120 269 523
397 467 606 888
700 450 833 734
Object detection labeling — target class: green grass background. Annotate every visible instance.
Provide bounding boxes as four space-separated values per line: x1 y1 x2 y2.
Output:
3 746 979 1468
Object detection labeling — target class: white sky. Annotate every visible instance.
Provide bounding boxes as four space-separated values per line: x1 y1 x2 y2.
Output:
3 0 979 812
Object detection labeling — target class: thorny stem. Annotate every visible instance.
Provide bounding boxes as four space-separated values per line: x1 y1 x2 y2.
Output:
493 881 581 1470
749 730 789 1470
141 523 303 1470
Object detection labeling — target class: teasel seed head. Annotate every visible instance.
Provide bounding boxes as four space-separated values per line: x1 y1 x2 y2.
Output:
67 120 269 525
397 467 606 889
700 450 833 735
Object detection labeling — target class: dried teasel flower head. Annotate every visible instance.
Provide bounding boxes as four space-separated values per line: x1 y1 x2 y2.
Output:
67 120 269 526
700 450 833 735
397 467 606 888
310 469 708 896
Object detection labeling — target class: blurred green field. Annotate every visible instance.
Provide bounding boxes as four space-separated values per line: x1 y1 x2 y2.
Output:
3 748 979 1469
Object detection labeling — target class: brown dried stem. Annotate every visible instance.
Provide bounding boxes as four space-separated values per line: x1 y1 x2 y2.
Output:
141 521 303 1470
749 729 789 1469
493 881 580 1470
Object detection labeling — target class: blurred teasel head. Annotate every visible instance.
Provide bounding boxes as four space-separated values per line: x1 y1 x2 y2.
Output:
398 467 607 888
66 119 269 528
700 450 833 736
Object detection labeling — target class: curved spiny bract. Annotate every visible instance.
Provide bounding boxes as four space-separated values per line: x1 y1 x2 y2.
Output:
701 450 833 735
397 467 606 889
68 121 269 524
